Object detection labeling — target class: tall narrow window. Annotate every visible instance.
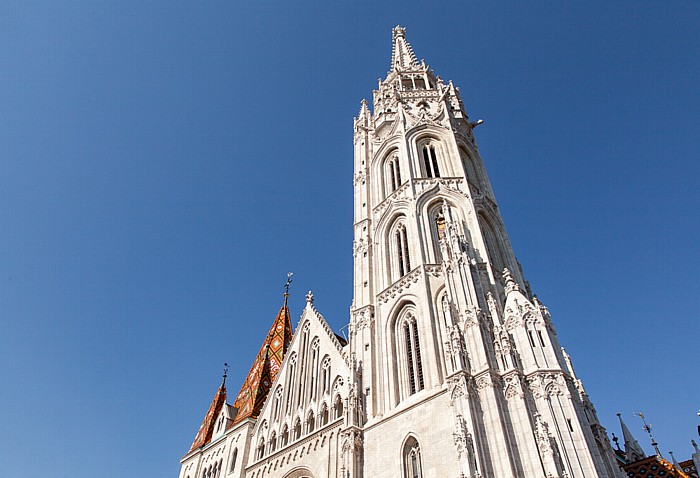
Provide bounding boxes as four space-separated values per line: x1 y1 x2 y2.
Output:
256 438 265 460
402 314 425 396
388 155 402 192
229 448 238 472
395 225 411 278
309 340 320 401
272 386 282 422
422 145 440 178
321 357 331 395
285 356 297 415
411 320 425 391
334 395 344 419
268 432 277 454
293 418 302 440
307 412 315 433
404 323 416 394
320 403 329 426
403 437 423 478
281 425 289 446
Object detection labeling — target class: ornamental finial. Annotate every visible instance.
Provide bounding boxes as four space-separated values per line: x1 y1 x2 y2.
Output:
503 268 520 294
306 290 314 305
392 25 406 41
283 272 293 307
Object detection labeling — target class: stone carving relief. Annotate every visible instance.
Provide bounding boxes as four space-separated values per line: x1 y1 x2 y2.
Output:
376 267 421 303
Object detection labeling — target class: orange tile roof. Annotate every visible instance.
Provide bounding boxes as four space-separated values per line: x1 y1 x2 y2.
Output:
188 383 226 453
232 304 293 425
623 455 692 478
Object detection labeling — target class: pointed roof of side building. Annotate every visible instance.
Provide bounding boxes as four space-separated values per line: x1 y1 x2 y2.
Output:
390 25 419 72
188 376 227 453
232 301 293 425
618 413 646 462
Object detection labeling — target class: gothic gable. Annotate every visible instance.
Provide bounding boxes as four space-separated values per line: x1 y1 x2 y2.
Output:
247 297 351 468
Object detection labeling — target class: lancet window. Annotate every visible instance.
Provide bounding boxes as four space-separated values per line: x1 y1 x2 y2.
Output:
386 153 402 193
320 402 329 426
293 418 302 440
229 448 237 472
400 313 424 395
403 437 423 478
394 224 411 278
421 144 440 178
478 213 507 274
306 412 315 434
309 339 320 402
333 395 344 419
285 355 297 415
321 356 331 395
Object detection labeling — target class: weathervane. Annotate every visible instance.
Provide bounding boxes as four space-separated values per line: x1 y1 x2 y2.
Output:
636 412 661 457
222 362 229 387
284 272 293 306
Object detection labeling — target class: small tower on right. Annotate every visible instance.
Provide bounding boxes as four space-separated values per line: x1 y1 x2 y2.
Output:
349 25 623 478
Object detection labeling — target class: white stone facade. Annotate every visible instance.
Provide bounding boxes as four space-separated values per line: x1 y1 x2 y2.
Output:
179 26 623 478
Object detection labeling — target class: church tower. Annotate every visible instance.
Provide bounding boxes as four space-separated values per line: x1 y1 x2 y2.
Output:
179 26 625 478
348 26 622 478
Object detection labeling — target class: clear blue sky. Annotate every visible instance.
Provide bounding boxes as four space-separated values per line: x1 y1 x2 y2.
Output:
1 2 698 477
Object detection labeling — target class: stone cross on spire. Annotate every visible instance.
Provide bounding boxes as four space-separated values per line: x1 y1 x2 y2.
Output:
390 25 419 71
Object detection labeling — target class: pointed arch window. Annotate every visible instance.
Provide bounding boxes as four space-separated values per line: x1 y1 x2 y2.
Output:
401 314 424 395
306 412 315 434
293 418 302 440
272 386 283 422
281 424 289 447
285 354 297 415
255 438 265 460
422 144 440 178
403 437 423 478
229 448 238 472
395 224 411 278
333 395 344 420
479 213 507 274
387 154 402 193
309 339 320 402
321 356 331 395
268 431 277 454
320 402 329 426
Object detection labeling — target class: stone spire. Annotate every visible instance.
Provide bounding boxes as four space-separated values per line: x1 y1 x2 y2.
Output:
188 375 227 452
232 282 294 425
390 25 419 72
617 413 646 462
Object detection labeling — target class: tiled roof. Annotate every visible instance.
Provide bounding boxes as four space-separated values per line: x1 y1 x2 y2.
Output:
188 383 226 453
623 455 692 478
232 304 293 425
679 459 698 478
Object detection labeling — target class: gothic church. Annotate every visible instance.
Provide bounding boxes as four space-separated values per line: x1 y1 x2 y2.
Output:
178 26 623 478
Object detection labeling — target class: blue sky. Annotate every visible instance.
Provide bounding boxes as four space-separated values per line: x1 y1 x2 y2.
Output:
1 2 698 477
